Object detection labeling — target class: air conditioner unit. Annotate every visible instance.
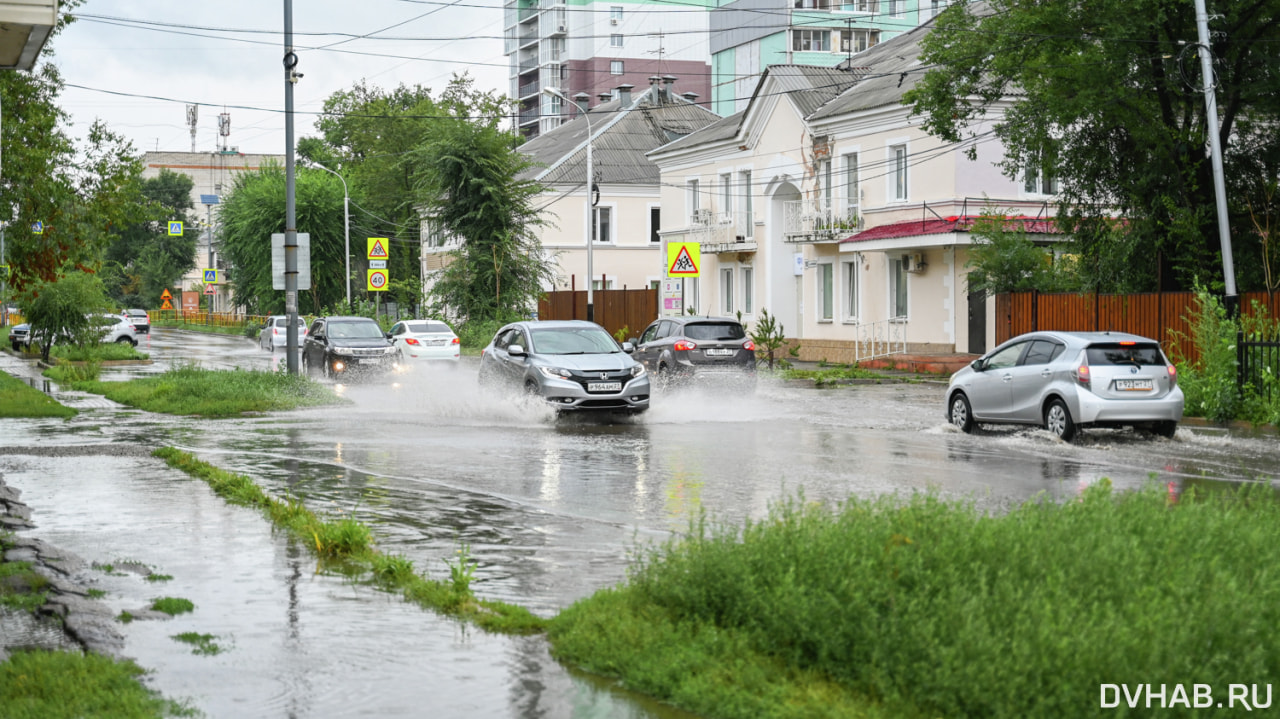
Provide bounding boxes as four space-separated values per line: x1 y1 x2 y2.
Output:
557 25 567 32
905 252 927 273
610 18 619 25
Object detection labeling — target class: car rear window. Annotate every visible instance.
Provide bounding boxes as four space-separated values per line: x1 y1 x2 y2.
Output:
408 321 451 333
683 322 746 341
273 317 305 328
1086 343 1166 366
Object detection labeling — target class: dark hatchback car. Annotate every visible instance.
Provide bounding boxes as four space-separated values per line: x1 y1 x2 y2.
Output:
301 316 398 379
632 316 756 387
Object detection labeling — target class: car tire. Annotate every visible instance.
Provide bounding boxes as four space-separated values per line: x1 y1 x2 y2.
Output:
1152 421 1178 439
948 392 975 433
116 336 135 347
524 380 539 397
656 363 672 391
10 342 18 352
1044 398 1077 442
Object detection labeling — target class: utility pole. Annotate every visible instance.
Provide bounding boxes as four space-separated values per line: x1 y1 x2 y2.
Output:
206 203 214 324
1193 0 1237 313
283 0 301 374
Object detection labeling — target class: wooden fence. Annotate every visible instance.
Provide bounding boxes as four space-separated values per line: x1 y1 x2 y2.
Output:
537 289 658 339
996 291 1280 364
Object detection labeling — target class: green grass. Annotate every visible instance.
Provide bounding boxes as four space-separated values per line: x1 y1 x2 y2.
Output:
50 342 148 362
0 370 76 418
64 365 345 417
549 482 1280 719
153 447 545 635
0 561 50 612
145 573 174 582
780 364 884 385
149 597 194 616
171 632 224 656
0 650 193 718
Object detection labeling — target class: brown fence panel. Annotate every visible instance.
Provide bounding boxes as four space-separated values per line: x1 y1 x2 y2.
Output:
537 289 658 338
1039 292 1095 332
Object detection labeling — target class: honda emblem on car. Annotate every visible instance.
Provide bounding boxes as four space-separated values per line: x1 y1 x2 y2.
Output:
600 372 609 379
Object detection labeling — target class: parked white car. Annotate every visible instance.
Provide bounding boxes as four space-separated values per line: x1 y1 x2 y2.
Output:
89 313 138 347
387 319 460 362
259 315 309 351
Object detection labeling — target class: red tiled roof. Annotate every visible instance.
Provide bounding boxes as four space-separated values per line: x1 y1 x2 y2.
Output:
840 215 1061 243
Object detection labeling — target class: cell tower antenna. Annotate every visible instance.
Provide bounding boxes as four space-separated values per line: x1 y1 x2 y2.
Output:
186 104 198 153
217 111 231 152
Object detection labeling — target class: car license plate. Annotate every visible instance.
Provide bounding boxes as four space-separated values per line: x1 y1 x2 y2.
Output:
1114 378 1153 391
704 348 735 356
588 382 622 392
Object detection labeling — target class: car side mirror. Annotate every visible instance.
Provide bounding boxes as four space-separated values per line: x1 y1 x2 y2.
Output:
508 344 526 357
627 337 639 345
621 341 635 353
971 358 986 372
385 332 393 339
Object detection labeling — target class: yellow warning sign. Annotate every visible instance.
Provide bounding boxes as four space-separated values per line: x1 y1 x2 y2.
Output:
160 288 172 300
667 242 701 277
161 298 173 310
367 237 389 260
367 268 389 292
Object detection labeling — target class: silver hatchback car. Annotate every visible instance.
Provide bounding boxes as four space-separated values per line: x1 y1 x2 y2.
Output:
479 320 650 414
946 331 1184 441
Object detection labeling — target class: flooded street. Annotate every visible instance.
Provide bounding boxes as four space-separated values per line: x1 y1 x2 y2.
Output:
3 326 1279 717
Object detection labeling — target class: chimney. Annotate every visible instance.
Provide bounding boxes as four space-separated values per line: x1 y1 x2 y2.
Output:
573 92 590 116
649 75 663 103
599 91 612 103
682 91 700 103
616 83 635 106
661 74 677 101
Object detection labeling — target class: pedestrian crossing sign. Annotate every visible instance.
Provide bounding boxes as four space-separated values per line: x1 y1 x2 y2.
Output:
367 237 389 260
168 221 183 236
667 242 700 277
203 269 219 284
31 221 43 234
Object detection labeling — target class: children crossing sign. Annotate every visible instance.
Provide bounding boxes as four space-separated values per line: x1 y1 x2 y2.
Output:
667 242 701 277
367 237 389 260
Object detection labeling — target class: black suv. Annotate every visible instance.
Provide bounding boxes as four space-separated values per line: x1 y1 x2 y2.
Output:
632 316 756 388
301 316 398 379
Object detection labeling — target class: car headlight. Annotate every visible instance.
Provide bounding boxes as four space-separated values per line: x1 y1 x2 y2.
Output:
538 365 572 379
630 364 646 378
332 346 353 356
384 346 397 354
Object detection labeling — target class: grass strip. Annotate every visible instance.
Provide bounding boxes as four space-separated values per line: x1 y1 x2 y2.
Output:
550 482 1280 719
0 369 76 418
50 342 148 362
780 364 886 385
61 365 345 418
0 649 193 719
152 447 545 635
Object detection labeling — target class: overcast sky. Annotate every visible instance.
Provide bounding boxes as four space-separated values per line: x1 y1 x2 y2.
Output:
51 0 511 156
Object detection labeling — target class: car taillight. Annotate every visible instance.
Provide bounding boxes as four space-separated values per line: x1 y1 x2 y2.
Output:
1076 363 1091 389
674 340 697 351
742 340 756 351
405 338 420 346
451 337 460 344
1167 364 1177 387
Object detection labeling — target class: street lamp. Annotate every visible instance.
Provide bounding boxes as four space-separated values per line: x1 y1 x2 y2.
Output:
310 161 350 308
542 86 596 322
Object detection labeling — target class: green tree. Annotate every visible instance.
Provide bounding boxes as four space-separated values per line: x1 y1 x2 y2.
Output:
904 0 1280 293
103 169 198 308
17 270 111 363
412 118 554 322
965 209 1078 295
217 164 348 314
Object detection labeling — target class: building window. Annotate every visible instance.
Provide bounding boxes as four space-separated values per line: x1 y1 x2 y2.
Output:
891 144 908 201
610 6 623 22
889 256 908 318
820 159 833 208
721 268 734 314
839 29 880 54
886 0 905 16
650 207 661 243
852 0 875 11
719 172 732 218
688 277 700 314
610 34 623 48
792 30 831 52
742 267 754 313
1023 156 1060 195
843 259 859 320
819 263 834 321
687 179 701 221
844 152 860 219
610 60 624 75
740 169 753 238
594 206 612 243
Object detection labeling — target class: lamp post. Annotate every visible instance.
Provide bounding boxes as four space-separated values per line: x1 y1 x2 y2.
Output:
310 161 350 308
542 86 595 322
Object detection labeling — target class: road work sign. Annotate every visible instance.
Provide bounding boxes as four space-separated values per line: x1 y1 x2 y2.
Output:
367 237 389 260
667 242 700 277
367 269 388 292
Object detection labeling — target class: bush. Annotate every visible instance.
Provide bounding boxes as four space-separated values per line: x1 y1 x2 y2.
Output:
456 316 514 350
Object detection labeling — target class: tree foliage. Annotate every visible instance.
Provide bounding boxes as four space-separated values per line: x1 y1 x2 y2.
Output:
217 164 348 315
905 0 1280 293
413 118 554 323
17 270 111 362
102 169 198 308
965 209 1078 295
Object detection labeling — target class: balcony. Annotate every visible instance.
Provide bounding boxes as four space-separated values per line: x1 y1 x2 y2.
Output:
783 200 862 243
688 209 757 253
518 2 540 22
518 80 540 98
518 107 541 125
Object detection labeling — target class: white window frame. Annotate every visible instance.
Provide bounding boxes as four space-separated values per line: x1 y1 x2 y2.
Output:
889 256 909 320
687 276 701 315
739 169 754 238
887 140 909 203
842 257 859 322
792 29 831 52
887 0 905 17
610 33 623 48
843 151 860 220
610 60 624 75
721 267 734 314
687 178 701 222
593 204 615 244
610 6 623 22
1023 159 1060 196
719 171 733 219
817 262 834 322
819 158 833 209
742 266 754 314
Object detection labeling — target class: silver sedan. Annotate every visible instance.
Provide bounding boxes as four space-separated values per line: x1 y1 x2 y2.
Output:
945 330 1184 441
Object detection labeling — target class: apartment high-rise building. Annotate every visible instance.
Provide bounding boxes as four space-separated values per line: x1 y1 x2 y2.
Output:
504 0 714 138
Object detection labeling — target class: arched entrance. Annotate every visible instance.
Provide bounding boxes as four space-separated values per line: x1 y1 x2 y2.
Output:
766 179 802 336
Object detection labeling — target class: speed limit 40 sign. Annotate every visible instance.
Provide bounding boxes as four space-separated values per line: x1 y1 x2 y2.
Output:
367 268 388 292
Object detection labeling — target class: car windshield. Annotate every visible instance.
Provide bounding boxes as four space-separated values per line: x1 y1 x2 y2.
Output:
408 321 451 334
1086 343 1166 366
683 322 746 341
529 327 619 355
327 321 384 339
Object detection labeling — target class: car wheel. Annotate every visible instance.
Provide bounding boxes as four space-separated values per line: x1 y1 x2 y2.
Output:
948 392 975 433
1044 398 1077 442
656 364 672 390
115 336 134 346
10 342 18 352
322 356 333 380
1152 421 1178 439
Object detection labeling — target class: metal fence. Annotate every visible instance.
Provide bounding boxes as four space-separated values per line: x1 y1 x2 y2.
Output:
1239 328 1280 403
